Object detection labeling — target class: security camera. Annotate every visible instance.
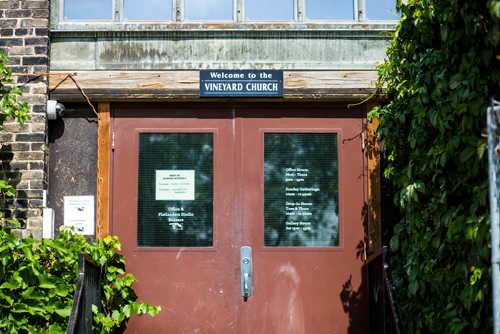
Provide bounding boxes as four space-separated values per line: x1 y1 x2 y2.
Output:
47 100 65 120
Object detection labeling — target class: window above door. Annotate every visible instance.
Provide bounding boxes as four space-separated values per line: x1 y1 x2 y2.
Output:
54 0 399 28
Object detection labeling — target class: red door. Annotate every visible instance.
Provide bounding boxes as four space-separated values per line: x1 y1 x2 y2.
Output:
111 104 367 333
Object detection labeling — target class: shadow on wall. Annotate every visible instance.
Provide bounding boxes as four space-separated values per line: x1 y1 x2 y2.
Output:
340 240 369 334
0 144 25 227
339 195 369 333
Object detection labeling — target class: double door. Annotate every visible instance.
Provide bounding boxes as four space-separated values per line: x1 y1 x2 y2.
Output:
112 104 367 333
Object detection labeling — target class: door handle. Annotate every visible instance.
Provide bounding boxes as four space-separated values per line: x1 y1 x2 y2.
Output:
240 246 252 301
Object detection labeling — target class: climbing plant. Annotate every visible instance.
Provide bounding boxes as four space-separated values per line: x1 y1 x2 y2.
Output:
369 0 500 332
0 51 160 332
0 50 30 226
0 226 160 333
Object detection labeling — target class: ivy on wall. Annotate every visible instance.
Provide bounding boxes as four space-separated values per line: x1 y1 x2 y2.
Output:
370 0 500 332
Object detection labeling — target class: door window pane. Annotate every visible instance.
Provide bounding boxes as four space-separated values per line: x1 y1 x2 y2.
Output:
264 133 340 247
185 0 233 21
124 0 173 21
137 133 214 247
305 0 354 20
366 0 399 20
64 0 112 20
245 0 294 21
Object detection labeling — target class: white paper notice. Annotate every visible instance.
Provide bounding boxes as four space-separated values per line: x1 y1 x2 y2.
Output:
156 170 195 201
63 196 95 235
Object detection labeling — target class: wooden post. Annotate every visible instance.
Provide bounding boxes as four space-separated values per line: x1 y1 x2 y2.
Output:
367 106 382 253
96 102 110 239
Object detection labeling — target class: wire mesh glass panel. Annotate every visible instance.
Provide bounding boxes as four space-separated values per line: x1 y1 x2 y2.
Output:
185 0 233 21
305 0 354 20
124 0 173 21
264 133 339 247
245 0 294 21
137 133 213 247
63 0 112 20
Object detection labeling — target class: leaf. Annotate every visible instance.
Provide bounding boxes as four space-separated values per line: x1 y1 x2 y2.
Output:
54 284 69 297
54 304 71 318
1 275 22 290
38 274 57 289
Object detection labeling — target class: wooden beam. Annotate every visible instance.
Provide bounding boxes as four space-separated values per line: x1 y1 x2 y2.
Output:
48 70 381 101
96 102 111 239
367 106 382 253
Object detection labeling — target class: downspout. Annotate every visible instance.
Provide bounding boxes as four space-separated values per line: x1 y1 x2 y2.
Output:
488 99 500 334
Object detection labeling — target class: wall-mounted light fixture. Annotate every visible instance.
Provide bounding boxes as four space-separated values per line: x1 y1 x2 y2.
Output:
46 100 65 120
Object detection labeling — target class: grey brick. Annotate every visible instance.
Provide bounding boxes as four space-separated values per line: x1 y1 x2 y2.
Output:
0 38 23 46
0 28 13 36
1 122 28 132
11 142 30 151
32 9 49 19
5 9 32 18
2 171 21 181
34 45 47 54
28 199 43 208
29 179 45 189
20 18 48 27
15 151 45 160
7 161 29 170
16 181 29 190
9 46 35 55
17 74 44 84
0 2 19 10
0 133 14 141
0 19 18 28
30 123 46 132
34 27 48 36
24 37 48 46
31 104 46 113
22 56 48 66
16 133 45 143
10 66 28 74
21 2 49 10
6 56 20 65
29 161 44 170
14 28 29 36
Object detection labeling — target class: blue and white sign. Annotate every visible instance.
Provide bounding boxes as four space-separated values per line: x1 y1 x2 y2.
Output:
200 70 283 97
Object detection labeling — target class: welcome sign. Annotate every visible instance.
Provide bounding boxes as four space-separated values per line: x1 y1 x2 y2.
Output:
200 70 284 97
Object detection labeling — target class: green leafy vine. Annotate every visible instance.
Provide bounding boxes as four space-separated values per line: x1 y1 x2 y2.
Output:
372 0 500 332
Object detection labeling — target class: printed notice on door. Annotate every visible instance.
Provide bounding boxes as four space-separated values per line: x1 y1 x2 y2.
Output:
156 170 195 201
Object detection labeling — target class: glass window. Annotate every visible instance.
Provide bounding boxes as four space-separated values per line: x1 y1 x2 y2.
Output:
366 0 399 20
63 0 112 20
137 133 214 247
124 0 173 21
245 0 294 21
185 0 233 21
264 133 340 247
305 0 354 20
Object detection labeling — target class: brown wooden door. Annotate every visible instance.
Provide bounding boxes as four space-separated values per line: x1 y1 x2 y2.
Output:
111 104 367 333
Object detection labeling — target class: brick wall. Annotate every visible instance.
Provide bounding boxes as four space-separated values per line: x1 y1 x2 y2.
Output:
0 0 50 238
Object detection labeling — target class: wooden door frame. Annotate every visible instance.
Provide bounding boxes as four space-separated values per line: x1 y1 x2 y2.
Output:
95 101 382 255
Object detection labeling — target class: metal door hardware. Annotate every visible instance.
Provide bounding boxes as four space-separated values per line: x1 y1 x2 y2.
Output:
240 246 252 301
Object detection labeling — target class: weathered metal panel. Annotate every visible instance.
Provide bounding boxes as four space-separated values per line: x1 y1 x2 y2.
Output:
50 37 97 70
50 28 392 71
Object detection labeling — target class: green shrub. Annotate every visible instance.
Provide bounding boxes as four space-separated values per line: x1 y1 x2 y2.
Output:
0 226 160 333
370 0 500 332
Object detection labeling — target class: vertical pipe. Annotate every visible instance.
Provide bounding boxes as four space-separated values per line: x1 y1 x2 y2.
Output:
488 99 500 334
113 0 124 22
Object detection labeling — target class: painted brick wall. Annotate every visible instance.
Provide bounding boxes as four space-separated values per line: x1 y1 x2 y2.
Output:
0 0 49 238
